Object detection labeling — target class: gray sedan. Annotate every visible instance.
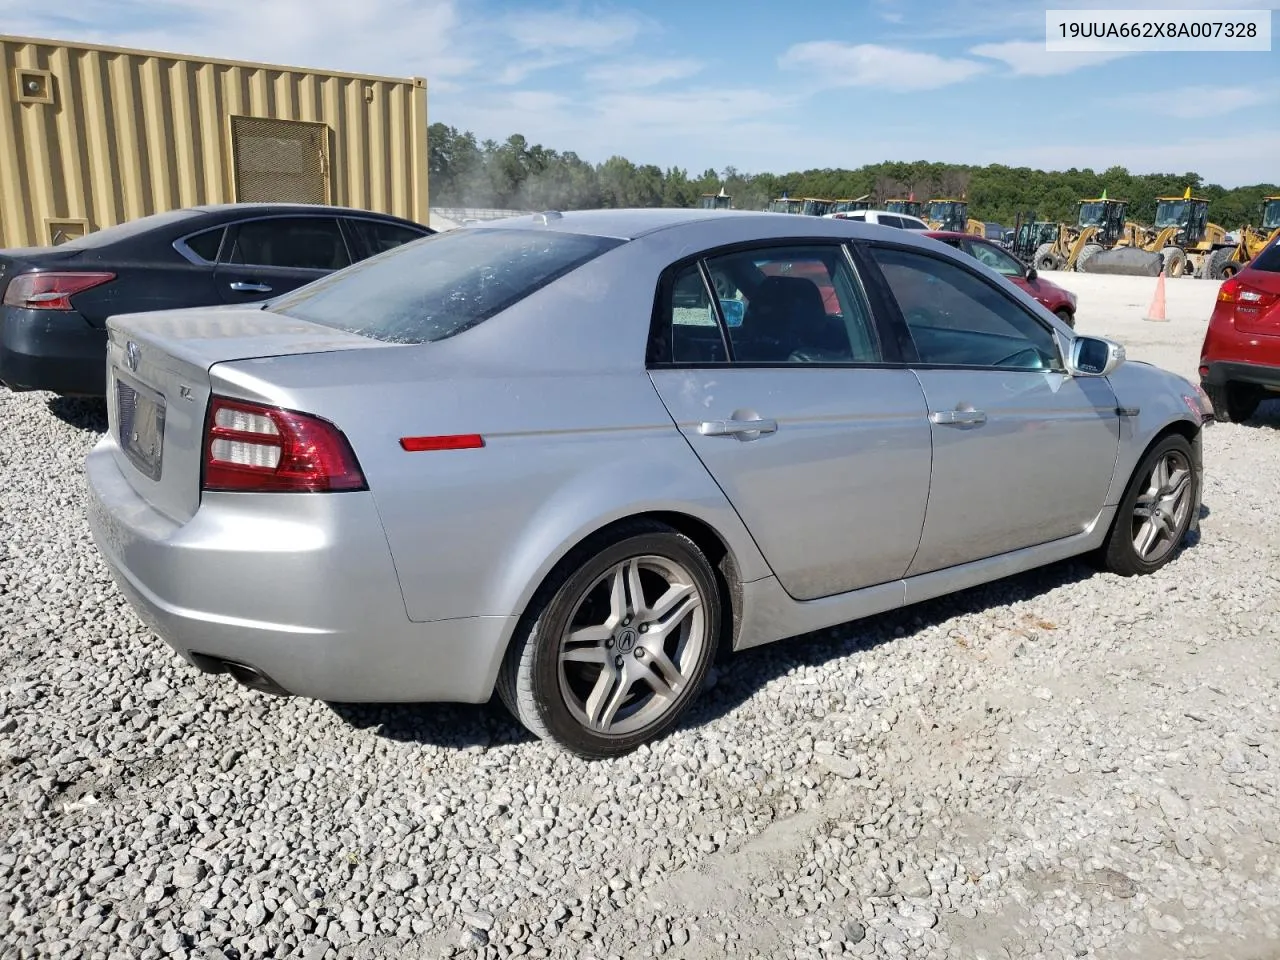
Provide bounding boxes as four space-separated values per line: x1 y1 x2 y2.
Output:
85 209 1213 758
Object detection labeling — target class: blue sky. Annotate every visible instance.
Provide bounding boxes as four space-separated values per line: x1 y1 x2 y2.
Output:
4 0 1278 185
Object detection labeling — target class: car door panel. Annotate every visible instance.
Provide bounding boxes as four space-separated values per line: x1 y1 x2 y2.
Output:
214 217 350 304
864 242 1120 575
647 244 932 602
906 368 1118 575
650 367 932 599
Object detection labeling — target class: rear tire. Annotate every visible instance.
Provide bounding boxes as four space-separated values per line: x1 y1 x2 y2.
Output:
1034 243 1061 272
1074 243 1103 272
1204 381 1261 423
1160 246 1187 278
1055 308 1075 329
1099 434 1198 577
497 520 721 758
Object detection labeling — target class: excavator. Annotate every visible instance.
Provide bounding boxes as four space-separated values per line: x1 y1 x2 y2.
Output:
696 188 733 210
1031 194 1130 272
1111 187 1234 278
1202 196 1280 280
924 198 985 236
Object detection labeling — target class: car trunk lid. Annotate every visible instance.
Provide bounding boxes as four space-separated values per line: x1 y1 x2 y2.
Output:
105 305 393 523
1228 267 1280 337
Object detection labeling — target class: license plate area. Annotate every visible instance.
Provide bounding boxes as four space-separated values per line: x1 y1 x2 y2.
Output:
116 373 166 482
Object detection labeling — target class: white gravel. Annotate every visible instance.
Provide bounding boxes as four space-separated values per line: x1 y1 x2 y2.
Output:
2 270 1279 960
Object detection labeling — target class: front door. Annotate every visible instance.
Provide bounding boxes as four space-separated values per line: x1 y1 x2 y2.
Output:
213 216 352 304
647 243 932 601
864 243 1120 575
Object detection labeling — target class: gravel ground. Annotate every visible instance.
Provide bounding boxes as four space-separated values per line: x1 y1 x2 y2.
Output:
2 272 1279 960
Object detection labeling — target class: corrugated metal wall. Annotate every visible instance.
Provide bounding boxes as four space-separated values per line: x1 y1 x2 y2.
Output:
0 35 429 248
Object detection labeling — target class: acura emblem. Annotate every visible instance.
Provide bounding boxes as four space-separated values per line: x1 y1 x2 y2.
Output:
125 341 140 372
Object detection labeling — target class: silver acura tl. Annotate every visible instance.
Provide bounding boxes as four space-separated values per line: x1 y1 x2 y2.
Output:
85 209 1213 758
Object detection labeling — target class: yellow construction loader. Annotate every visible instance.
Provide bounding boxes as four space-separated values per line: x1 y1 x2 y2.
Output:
1202 196 1280 280
884 197 924 219
1113 188 1234 278
831 195 873 215
1032 196 1129 272
924 199 985 236
696 188 733 210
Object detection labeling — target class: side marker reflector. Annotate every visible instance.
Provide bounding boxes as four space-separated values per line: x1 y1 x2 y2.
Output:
399 434 485 452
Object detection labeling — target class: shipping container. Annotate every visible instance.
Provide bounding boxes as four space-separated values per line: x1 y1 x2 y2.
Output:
0 35 429 249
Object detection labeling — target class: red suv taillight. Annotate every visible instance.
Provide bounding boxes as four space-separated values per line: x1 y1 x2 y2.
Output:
202 396 367 493
1218 276 1280 311
2 271 116 310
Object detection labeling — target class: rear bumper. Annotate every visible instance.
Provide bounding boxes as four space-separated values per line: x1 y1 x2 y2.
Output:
1200 360 1280 391
0 307 107 395
84 435 512 703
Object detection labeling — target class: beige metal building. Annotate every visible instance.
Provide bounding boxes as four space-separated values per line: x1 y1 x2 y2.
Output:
1 35 429 249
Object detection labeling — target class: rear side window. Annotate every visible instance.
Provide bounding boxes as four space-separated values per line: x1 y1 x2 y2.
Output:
879 215 905 229
1252 238 1280 273
228 218 351 270
346 218 428 259
183 227 224 262
269 228 624 344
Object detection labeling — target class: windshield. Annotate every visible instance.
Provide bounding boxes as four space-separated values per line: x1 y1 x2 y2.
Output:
269 227 623 344
1263 200 1280 231
1078 202 1106 226
928 202 956 222
1155 201 1187 228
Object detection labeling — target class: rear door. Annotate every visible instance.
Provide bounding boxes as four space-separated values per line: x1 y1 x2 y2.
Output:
213 216 351 304
862 242 1119 575
647 242 932 601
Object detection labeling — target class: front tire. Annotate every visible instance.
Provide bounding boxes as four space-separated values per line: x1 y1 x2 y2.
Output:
1055 308 1075 329
1034 243 1061 272
1074 243 1103 272
1099 434 1198 577
497 521 721 758
1160 246 1187 278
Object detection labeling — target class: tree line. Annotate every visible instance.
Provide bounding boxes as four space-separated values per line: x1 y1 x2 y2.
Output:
427 123 1278 229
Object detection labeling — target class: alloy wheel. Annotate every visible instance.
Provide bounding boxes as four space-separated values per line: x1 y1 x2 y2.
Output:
1131 449 1193 563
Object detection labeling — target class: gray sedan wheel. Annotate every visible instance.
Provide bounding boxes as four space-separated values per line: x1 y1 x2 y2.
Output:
1100 434 1198 576
498 521 721 758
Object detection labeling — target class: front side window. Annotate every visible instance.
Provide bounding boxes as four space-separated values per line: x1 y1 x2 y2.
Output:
966 240 1025 278
228 218 351 270
271 227 623 344
697 245 881 364
869 245 1060 370
347 218 428 259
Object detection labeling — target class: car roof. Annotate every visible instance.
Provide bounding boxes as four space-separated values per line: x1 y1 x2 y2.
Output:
191 202 424 222
469 208 834 241
924 230 982 241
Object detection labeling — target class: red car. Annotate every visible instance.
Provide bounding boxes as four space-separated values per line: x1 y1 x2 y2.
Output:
925 231 1078 327
1199 239 1280 422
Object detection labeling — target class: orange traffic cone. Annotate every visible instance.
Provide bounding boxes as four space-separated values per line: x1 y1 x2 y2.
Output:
1145 269 1168 322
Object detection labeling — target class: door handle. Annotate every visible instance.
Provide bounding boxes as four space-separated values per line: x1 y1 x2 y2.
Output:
229 281 272 293
699 418 778 439
929 409 987 426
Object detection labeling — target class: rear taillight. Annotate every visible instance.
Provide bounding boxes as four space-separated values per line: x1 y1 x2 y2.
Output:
1218 277 1280 311
2 272 115 310
202 396 366 493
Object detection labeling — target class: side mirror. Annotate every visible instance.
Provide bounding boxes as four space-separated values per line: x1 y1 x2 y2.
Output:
1069 335 1125 377
1026 266 1038 282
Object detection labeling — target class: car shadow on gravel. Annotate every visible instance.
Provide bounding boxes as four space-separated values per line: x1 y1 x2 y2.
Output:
1241 397 1280 430
326 507 1210 752
45 396 108 432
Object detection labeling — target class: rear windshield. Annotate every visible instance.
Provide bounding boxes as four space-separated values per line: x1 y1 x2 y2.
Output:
1252 238 1280 273
268 227 625 343
57 209 200 249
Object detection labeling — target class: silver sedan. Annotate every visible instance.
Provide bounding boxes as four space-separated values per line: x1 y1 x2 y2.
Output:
85 209 1213 757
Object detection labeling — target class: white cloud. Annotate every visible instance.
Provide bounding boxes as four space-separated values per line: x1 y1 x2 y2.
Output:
969 40 1131 76
1113 85 1275 120
1 0 475 80
585 58 704 89
779 42 988 91
504 8 644 52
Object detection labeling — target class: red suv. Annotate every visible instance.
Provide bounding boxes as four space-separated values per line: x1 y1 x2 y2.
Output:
925 231 1078 327
1199 240 1280 422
